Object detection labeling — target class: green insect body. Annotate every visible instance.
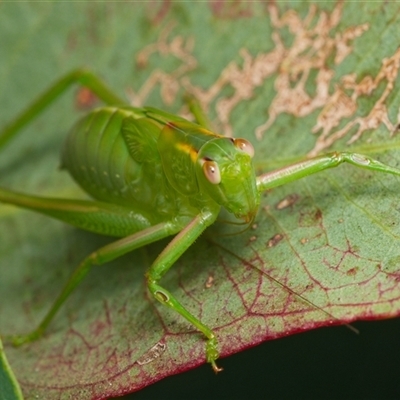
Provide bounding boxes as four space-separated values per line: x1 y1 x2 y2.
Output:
62 105 257 233
1 69 400 373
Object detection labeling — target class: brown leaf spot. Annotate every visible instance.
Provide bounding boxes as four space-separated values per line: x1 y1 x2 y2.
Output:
275 193 300 210
267 233 284 248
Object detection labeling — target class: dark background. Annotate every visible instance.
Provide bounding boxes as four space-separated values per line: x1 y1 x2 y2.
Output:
119 318 400 399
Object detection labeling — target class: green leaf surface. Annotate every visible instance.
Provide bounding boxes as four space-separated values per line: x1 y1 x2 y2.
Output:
1 2 400 399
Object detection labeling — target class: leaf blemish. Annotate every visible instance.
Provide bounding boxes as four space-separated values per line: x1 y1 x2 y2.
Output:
249 235 257 243
136 342 167 366
346 267 359 277
275 193 300 210
267 233 284 248
205 274 214 289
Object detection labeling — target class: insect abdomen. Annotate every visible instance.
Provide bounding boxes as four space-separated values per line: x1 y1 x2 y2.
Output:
61 107 160 209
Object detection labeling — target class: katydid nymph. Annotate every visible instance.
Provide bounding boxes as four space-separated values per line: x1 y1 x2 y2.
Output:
1 69 400 373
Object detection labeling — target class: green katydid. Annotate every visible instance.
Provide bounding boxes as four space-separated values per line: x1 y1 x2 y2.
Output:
1 69 400 373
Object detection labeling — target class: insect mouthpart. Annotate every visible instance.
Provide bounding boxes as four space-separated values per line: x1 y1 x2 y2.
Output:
234 209 257 224
243 211 256 224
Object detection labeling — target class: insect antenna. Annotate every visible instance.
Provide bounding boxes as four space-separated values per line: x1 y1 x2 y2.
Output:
257 269 360 335
209 240 359 335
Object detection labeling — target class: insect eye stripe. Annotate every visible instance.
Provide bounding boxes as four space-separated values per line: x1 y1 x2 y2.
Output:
176 142 198 163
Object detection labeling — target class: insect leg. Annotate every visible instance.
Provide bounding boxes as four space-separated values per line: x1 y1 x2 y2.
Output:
6 221 179 346
0 69 125 149
146 211 222 372
257 151 400 192
184 95 213 130
0 186 158 237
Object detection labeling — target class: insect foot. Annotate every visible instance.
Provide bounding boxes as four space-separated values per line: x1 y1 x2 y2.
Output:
148 280 223 372
6 330 42 347
206 336 223 373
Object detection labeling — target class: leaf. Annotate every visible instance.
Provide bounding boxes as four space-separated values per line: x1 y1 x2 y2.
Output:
0 337 24 400
1 2 400 399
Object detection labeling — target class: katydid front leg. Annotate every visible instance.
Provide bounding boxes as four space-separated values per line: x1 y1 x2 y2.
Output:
1 186 222 370
257 152 400 191
146 211 222 373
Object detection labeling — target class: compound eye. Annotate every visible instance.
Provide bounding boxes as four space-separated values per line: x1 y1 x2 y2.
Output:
202 160 221 184
234 138 254 158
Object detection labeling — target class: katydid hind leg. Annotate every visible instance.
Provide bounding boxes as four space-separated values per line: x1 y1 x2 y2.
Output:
257 151 400 192
0 69 125 150
0 186 159 237
146 212 223 372
6 221 179 346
